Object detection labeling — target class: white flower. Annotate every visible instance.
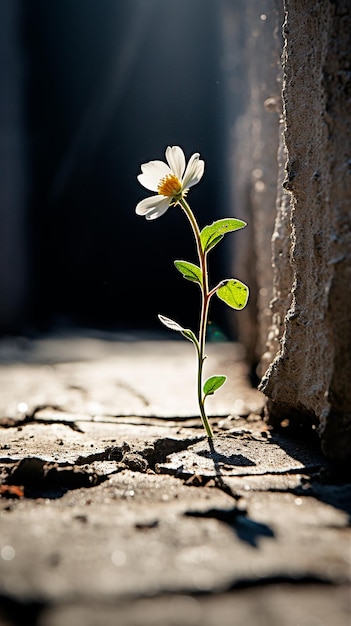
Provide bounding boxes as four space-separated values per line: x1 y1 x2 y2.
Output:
136 146 205 220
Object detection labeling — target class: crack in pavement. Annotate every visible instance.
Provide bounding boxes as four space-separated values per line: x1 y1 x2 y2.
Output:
0 436 204 498
0 417 329 504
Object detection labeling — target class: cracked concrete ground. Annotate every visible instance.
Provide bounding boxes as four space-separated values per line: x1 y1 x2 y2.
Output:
0 332 350 626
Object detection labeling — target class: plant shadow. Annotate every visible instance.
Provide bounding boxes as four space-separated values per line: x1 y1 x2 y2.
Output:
185 506 274 547
196 447 256 467
184 437 275 547
266 429 351 520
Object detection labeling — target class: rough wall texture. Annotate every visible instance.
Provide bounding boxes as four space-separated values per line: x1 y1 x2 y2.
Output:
230 0 282 368
259 0 351 466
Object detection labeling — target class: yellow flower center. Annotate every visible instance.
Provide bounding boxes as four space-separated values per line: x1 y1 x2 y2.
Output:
157 174 182 197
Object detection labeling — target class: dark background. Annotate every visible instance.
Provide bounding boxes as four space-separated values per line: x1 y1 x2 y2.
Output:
1 0 246 337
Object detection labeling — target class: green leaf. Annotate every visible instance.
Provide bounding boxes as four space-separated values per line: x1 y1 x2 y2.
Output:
200 218 247 254
181 328 199 346
158 315 199 348
158 315 184 332
174 260 202 286
203 375 227 398
216 279 249 310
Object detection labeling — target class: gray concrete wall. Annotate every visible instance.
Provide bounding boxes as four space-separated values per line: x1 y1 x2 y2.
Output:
235 0 351 466
228 1 283 368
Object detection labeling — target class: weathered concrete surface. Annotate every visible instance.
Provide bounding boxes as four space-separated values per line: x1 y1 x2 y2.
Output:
259 0 351 467
229 0 282 366
0 335 350 626
231 0 351 466
0 335 261 420
32 585 350 626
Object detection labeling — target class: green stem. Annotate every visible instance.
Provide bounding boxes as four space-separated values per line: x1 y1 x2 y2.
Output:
179 198 214 438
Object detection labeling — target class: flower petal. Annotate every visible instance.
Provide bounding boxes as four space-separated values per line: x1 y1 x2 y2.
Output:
145 203 170 220
182 153 205 189
135 195 170 219
165 146 186 180
137 160 171 191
